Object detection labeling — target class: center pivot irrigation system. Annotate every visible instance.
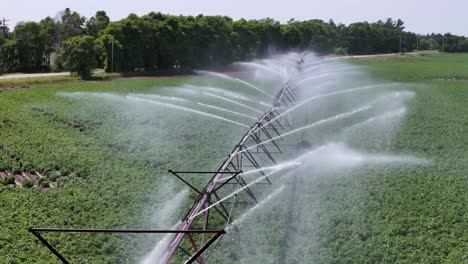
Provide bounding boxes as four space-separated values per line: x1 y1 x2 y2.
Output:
30 56 304 264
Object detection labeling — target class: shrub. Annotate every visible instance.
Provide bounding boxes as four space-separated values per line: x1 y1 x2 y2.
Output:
22 179 34 188
60 36 97 79
39 178 50 188
47 171 61 182
2 176 15 185
334 47 348 56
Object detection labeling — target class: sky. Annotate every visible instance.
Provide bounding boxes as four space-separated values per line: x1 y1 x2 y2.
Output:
2 0 467 36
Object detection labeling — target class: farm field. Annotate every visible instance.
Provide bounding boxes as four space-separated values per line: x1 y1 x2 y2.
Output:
0 53 467 263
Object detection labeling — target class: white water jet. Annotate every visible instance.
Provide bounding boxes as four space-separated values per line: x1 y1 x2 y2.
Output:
182 85 253 103
204 93 264 114
82 51 425 263
59 92 127 102
141 189 188 264
261 59 284 71
259 101 271 107
235 62 282 76
301 64 321 74
127 96 250 128
342 107 407 134
140 223 179 264
197 102 257 120
227 185 285 231
251 84 384 135
190 161 301 220
295 73 329 86
130 94 188 103
235 105 372 155
215 162 303 183
195 70 274 98
368 91 415 107
297 143 428 170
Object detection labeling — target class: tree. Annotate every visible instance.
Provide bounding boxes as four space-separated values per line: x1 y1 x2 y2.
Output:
441 33 468 52
255 18 282 56
281 24 302 49
0 39 20 72
232 19 259 60
85 11 110 37
39 16 60 68
98 14 153 72
0 20 9 46
60 35 97 79
4 10 468 75
12 22 47 72
57 8 86 42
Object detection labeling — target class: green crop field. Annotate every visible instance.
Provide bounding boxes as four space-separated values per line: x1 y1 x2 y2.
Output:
315 53 468 263
0 53 466 263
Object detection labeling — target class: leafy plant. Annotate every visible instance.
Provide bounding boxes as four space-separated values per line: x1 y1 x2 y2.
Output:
22 179 34 188
39 178 50 188
2 175 15 185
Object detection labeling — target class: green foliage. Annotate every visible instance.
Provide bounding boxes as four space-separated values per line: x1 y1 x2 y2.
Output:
22 179 34 188
342 19 407 54
58 8 86 40
334 47 348 56
11 22 48 72
47 171 61 182
0 8 86 74
0 76 246 263
0 53 466 263
281 23 303 49
0 39 20 72
442 33 468 52
60 36 97 79
39 178 50 188
85 11 110 37
2 10 468 75
2 175 15 185
39 16 60 68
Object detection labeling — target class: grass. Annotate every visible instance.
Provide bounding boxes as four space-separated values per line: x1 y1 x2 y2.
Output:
0 72 121 89
0 75 80 88
0 53 467 263
0 75 268 263
0 70 195 89
333 53 468 263
351 52 468 81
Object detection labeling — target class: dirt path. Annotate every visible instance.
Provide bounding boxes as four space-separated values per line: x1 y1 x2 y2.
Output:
0 72 71 80
0 69 105 80
336 51 438 59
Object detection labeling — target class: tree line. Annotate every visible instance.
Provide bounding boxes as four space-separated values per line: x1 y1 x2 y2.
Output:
1 8 467 78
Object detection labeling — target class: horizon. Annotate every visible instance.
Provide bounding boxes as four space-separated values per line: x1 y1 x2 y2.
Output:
3 0 468 36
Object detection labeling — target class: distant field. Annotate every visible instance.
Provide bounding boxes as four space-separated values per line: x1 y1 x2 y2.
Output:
352 52 468 81
0 53 466 263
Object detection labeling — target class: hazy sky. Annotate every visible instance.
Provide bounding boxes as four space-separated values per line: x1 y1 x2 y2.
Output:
3 0 467 36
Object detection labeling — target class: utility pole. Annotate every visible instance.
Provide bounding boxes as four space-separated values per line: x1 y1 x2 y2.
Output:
416 35 419 51
111 38 114 73
399 32 402 54
0 18 9 38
